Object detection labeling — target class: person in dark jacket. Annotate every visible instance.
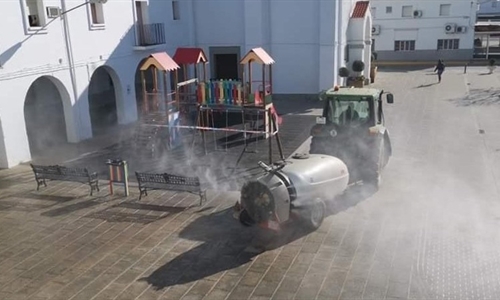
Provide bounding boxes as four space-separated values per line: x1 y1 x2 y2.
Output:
434 59 445 83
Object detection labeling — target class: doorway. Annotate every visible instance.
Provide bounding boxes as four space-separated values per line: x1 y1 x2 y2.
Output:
209 46 241 81
24 76 68 158
88 66 118 136
214 54 238 80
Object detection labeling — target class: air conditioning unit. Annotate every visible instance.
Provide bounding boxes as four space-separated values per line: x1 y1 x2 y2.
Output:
445 23 457 34
413 10 423 18
372 25 381 35
456 26 468 33
46 6 60 18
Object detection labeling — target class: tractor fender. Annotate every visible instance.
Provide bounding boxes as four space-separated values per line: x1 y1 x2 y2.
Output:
383 130 392 158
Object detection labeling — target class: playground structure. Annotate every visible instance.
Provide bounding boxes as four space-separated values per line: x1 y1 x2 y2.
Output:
172 48 208 125
134 52 182 158
193 47 283 163
134 47 284 164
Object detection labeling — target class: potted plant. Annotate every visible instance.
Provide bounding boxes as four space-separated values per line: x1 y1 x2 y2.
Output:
339 67 350 86
370 52 378 83
488 59 496 74
351 60 365 87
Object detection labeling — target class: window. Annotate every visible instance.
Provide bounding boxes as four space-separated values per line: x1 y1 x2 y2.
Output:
371 7 376 18
89 2 105 26
438 39 459 50
25 0 46 28
172 0 180 20
493 1 497 8
327 97 373 127
394 40 415 51
386 6 392 14
440 4 451 16
402 5 413 17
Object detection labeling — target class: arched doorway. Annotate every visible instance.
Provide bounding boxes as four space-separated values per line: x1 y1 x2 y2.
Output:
88 66 118 136
24 76 68 158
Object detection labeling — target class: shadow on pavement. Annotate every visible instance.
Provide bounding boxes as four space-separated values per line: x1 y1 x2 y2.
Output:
141 184 376 290
416 82 439 88
449 88 500 106
141 208 315 290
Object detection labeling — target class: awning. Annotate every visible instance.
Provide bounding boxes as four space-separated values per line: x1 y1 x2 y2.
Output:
140 52 180 72
173 48 208 65
240 47 275 65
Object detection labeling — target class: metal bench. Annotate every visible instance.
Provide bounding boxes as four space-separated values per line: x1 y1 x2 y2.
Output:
135 172 206 205
30 164 99 196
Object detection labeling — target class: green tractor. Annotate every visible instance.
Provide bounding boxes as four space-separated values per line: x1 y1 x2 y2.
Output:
309 87 394 189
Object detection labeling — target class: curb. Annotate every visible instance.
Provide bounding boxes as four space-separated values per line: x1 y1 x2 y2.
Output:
375 60 492 67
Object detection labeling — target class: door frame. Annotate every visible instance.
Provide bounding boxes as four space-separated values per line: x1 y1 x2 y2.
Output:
209 46 241 80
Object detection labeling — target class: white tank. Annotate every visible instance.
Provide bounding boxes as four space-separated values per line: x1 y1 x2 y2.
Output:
282 153 349 206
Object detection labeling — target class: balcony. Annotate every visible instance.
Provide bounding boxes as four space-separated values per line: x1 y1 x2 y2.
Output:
134 23 166 50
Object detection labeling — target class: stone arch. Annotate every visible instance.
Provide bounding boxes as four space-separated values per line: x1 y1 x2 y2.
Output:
24 75 72 158
88 65 123 135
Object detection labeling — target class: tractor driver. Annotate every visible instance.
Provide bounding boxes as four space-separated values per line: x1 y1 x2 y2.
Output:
339 103 360 125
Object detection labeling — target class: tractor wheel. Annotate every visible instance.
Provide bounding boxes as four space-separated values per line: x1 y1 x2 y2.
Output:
301 199 326 230
364 139 384 190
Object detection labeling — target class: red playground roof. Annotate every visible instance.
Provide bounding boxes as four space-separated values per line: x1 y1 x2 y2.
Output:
352 1 369 18
173 48 208 65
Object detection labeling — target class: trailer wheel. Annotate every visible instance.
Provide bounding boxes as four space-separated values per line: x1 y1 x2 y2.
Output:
239 209 255 227
302 200 326 230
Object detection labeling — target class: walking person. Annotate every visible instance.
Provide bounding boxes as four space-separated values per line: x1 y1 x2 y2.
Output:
434 59 445 83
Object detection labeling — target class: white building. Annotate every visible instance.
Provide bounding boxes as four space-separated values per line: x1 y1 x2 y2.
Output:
370 0 477 61
0 0 371 169
477 0 500 19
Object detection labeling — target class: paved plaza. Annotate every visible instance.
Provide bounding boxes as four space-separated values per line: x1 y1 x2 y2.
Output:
2 66 500 299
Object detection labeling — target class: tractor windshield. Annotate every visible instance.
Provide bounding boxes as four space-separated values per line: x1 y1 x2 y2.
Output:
326 96 373 127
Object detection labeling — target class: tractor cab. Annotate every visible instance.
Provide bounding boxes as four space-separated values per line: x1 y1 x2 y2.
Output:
310 87 394 187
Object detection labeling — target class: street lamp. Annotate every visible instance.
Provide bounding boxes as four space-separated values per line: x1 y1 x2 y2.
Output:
59 0 109 140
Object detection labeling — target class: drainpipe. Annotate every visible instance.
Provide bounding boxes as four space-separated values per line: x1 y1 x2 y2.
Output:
60 0 82 142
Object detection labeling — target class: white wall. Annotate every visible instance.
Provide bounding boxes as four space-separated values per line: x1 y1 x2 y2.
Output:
191 0 355 94
0 0 191 168
371 0 477 55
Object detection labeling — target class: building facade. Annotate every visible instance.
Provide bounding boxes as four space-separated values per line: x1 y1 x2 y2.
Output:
370 0 477 61
477 0 500 19
0 0 369 169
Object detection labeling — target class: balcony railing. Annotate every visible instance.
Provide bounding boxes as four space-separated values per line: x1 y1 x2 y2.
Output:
136 23 165 47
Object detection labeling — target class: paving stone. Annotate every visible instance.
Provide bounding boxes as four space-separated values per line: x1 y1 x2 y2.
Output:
226 285 254 300
240 271 264 287
251 280 280 297
386 281 409 299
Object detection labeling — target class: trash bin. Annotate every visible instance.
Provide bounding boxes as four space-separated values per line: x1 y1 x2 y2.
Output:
105 159 129 196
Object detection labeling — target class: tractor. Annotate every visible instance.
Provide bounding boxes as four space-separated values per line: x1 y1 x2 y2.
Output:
309 87 394 189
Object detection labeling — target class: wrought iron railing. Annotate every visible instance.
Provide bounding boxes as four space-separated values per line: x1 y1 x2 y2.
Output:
136 23 165 46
